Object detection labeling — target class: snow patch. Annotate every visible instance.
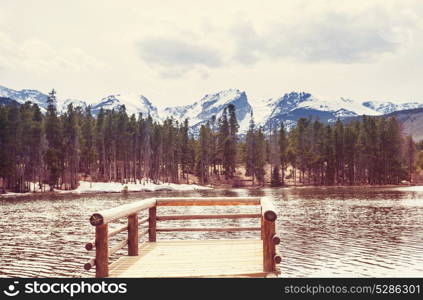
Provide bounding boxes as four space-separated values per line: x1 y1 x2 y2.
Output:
65 180 211 193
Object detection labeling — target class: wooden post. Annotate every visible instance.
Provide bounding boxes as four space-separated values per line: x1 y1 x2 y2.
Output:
128 213 139 256
149 207 157 242
261 197 277 273
262 217 276 272
95 224 109 278
261 217 264 240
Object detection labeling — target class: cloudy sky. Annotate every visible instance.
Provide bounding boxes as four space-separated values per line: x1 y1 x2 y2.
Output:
0 0 422 107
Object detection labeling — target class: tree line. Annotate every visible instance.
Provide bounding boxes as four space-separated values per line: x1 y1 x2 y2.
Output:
0 89 417 193
0 90 240 192
244 115 416 186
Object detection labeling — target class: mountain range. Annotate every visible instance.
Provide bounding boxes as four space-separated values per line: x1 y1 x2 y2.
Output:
1 85 423 137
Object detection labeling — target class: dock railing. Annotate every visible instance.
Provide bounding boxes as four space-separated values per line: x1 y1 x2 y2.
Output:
84 197 280 277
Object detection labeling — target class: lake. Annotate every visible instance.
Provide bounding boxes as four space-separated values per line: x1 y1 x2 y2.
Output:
1 186 423 277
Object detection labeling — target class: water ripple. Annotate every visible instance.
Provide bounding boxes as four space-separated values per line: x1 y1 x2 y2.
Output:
1 187 423 277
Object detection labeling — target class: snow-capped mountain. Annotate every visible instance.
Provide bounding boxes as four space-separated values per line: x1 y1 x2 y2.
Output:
162 89 253 132
362 101 423 114
257 91 385 130
91 93 160 119
2 84 423 134
0 85 89 112
61 98 88 111
0 85 49 110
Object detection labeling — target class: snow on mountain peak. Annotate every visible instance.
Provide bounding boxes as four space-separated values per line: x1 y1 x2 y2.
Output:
362 101 423 115
2 84 423 134
163 89 252 132
92 93 159 119
0 85 48 109
263 91 379 118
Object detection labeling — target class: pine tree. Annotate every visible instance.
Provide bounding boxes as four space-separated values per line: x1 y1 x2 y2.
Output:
180 119 190 183
196 124 211 184
95 108 106 180
324 125 335 185
0 105 7 192
385 117 403 184
270 165 282 187
334 119 344 184
44 89 63 190
218 107 229 178
63 104 80 189
279 122 288 186
81 106 95 179
404 135 416 183
254 127 266 186
245 113 255 181
31 104 45 191
343 123 357 185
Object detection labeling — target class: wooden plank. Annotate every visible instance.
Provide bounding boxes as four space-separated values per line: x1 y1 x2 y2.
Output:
156 213 261 221
108 240 271 278
156 197 261 206
156 227 261 232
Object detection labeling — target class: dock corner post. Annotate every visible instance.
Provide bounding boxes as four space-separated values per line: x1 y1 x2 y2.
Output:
261 198 277 273
263 218 276 272
128 213 139 256
148 206 157 242
95 224 109 278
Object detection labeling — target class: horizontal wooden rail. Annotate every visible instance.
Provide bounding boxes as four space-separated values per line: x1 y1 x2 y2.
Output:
156 213 261 221
140 224 149 231
272 235 281 245
274 253 282 264
90 198 156 226
109 238 128 256
85 225 128 250
109 225 129 237
139 217 149 224
85 242 95 251
156 227 261 232
84 258 95 271
156 197 261 206
139 228 149 238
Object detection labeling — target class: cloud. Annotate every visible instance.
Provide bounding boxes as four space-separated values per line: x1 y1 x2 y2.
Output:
0 32 106 74
231 8 416 64
136 37 223 76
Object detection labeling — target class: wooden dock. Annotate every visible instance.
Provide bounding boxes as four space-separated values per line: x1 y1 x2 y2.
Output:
84 197 281 278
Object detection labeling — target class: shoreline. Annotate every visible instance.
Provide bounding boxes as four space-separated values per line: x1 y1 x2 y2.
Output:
0 180 212 198
0 181 418 198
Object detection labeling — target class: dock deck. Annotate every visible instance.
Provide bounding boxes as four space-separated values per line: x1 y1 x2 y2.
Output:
109 240 274 278
84 197 281 278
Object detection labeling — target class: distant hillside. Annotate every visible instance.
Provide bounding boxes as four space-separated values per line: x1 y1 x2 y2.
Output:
385 108 423 141
343 107 423 141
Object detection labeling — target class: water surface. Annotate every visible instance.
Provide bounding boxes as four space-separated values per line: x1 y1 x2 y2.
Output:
1 186 423 277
